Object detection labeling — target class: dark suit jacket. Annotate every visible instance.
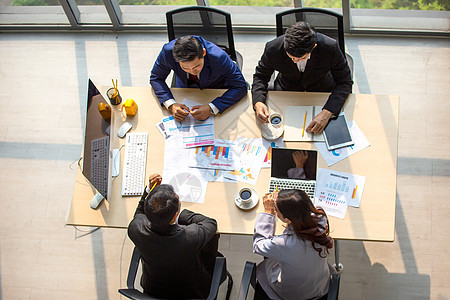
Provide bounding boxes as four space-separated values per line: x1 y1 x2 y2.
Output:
150 35 247 114
252 33 353 115
128 188 218 299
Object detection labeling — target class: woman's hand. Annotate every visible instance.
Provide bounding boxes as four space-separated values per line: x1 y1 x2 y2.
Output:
262 192 277 215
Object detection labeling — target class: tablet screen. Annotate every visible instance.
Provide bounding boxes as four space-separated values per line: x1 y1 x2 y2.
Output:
323 113 354 150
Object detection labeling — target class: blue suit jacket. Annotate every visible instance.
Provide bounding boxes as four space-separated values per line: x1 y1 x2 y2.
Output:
150 36 247 114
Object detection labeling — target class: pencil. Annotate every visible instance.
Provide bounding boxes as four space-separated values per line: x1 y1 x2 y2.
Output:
302 111 307 137
149 181 158 192
275 185 278 192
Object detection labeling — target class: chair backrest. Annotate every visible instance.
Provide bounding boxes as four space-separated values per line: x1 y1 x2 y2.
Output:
166 6 237 62
276 8 345 55
119 247 232 300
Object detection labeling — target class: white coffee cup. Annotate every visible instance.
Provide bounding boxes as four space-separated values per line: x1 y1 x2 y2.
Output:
269 112 283 128
237 187 253 207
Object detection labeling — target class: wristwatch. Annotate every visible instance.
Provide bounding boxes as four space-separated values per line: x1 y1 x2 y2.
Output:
209 106 215 115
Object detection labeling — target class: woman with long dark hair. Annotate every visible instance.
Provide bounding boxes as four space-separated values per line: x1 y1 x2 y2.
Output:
253 189 334 300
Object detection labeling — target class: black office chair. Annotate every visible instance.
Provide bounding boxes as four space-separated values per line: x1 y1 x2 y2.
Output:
119 247 233 300
238 262 341 300
166 6 246 88
275 7 354 78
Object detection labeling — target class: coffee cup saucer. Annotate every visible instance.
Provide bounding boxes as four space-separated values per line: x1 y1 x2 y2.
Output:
259 122 284 141
234 188 259 210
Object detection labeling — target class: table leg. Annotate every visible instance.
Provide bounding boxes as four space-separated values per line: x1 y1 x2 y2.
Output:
334 239 344 274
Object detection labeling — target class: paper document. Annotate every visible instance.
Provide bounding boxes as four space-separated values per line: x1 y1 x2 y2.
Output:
163 135 235 184
315 121 370 166
314 168 366 219
262 138 284 168
189 139 236 171
224 137 267 185
284 106 325 142
179 99 215 148
162 168 208 204
156 121 170 139
161 115 181 137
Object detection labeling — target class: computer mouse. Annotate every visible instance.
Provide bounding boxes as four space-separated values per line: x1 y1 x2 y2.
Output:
117 122 132 138
90 192 104 209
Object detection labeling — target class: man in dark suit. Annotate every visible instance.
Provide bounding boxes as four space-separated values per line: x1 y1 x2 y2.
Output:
150 35 247 121
252 21 353 133
128 174 219 299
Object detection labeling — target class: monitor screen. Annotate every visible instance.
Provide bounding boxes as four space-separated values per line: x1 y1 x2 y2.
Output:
271 148 318 181
82 79 111 199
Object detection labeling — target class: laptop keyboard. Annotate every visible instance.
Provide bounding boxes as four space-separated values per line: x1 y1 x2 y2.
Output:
269 179 315 200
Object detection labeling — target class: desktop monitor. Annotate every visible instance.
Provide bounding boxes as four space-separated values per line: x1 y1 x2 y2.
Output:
82 79 113 199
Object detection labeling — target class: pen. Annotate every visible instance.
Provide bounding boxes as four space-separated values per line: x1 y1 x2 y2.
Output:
302 111 307 137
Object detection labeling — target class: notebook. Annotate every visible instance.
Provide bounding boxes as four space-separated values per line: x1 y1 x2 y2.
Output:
284 106 325 142
268 148 318 200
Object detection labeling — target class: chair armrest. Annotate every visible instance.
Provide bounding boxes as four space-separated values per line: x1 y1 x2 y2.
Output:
118 288 158 300
206 256 226 300
126 247 142 289
327 272 341 300
238 261 257 300
327 263 341 300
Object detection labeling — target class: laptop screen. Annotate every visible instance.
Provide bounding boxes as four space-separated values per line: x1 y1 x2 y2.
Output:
271 148 318 181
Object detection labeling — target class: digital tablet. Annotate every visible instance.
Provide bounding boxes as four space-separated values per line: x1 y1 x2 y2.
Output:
323 112 354 150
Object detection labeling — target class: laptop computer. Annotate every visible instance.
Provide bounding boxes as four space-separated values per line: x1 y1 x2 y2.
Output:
268 148 318 200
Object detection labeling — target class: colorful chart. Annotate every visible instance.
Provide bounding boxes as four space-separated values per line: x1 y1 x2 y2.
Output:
195 145 230 159
264 142 275 163
325 180 351 193
224 137 267 185
316 191 346 207
262 138 283 168
241 142 262 155
189 139 235 171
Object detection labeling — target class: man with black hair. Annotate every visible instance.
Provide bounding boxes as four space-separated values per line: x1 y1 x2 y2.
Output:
128 173 219 299
252 21 353 133
150 35 247 121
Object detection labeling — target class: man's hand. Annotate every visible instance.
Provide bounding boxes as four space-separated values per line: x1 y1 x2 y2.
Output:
292 150 308 168
306 109 333 133
190 104 212 120
148 173 162 189
254 102 269 123
168 103 190 122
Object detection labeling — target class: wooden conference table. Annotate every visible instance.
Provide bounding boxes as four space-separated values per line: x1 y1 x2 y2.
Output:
67 87 399 242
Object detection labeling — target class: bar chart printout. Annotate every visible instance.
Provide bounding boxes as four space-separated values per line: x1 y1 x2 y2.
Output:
314 169 354 219
313 168 366 219
189 139 236 171
262 137 284 168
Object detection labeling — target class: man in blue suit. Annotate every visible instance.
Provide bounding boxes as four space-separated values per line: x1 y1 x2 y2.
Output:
150 35 247 121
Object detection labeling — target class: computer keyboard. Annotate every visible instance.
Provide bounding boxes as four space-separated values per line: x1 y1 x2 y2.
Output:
121 132 148 196
90 136 109 197
268 179 315 200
